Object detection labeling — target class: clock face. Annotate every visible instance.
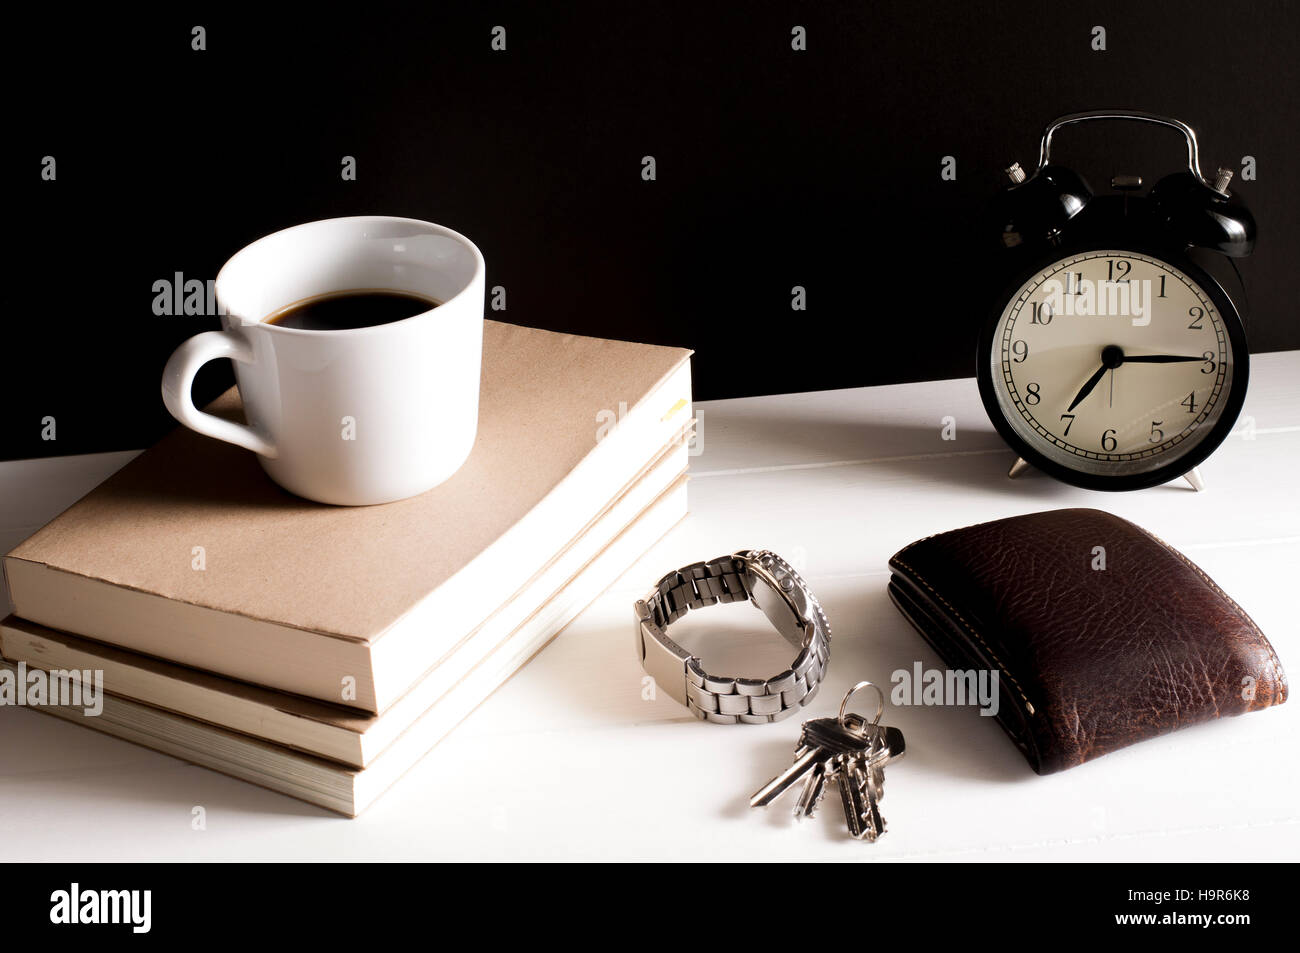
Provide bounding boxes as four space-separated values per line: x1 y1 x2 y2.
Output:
986 249 1242 485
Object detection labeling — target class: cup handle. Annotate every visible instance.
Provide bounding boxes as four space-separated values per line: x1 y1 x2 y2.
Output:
161 330 277 458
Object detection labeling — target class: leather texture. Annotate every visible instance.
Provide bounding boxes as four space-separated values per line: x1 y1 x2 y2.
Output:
888 507 1288 774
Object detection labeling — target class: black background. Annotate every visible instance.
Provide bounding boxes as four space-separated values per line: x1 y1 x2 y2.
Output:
5 1 1297 460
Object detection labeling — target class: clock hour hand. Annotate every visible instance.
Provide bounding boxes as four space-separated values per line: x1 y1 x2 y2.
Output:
1067 362 1109 412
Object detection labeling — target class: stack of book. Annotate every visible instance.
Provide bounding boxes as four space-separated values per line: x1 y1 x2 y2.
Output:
0 321 692 815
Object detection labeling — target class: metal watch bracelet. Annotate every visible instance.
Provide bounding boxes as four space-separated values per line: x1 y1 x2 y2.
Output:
633 550 832 724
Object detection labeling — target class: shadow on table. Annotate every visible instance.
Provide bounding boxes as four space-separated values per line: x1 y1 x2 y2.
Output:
817 583 1038 784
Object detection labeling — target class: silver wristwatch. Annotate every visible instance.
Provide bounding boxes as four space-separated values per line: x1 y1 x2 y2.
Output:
634 550 832 724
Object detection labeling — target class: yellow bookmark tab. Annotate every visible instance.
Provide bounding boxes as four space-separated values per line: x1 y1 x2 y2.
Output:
661 398 689 423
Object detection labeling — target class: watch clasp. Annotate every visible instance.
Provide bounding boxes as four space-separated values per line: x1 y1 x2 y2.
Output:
634 599 691 706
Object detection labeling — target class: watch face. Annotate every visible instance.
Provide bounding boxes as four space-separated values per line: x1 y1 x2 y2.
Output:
983 249 1246 489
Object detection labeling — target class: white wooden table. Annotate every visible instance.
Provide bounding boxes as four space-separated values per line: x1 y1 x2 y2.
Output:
3 354 1297 861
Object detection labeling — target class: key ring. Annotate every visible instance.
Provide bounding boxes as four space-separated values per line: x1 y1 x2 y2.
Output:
839 680 884 726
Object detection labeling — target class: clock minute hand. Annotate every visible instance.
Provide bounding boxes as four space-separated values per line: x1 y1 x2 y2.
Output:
1122 354 1203 363
1067 362 1109 412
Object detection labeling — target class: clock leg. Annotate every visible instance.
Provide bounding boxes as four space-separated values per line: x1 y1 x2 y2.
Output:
1183 467 1206 492
1008 457 1032 479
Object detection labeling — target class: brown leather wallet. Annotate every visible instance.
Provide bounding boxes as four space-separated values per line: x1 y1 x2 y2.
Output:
888 508 1287 774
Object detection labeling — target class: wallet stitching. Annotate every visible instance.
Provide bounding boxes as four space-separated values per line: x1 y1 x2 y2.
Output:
1139 526 1288 704
886 581 1043 769
891 556 1034 712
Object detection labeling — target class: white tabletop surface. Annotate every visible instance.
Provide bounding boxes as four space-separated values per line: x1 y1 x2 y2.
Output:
2 354 1297 862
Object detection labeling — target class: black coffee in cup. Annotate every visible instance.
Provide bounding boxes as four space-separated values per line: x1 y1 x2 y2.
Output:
266 290 438 331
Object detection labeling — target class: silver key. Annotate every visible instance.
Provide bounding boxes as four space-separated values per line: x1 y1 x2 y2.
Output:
837 711 903 841
842 716 903 811
861 762 886 837
751 717 883 818
793 761 827 819
842 756 888 841
749 744 826 809
838 762 871 838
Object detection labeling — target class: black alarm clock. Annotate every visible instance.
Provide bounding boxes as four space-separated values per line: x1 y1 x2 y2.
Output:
977 110 1255 492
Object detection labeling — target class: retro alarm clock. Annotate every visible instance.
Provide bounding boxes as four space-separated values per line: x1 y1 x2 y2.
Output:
977 110 1255 491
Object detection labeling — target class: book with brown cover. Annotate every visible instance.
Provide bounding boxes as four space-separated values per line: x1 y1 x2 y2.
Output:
1 448 688 769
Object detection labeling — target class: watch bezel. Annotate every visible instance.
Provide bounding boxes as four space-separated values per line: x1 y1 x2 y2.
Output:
742 550 832 649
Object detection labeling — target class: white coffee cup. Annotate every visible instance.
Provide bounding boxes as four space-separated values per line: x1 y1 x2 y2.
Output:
162 216 484 505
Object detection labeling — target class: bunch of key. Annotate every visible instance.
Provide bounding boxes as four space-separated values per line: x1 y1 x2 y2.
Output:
749 682 905 841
